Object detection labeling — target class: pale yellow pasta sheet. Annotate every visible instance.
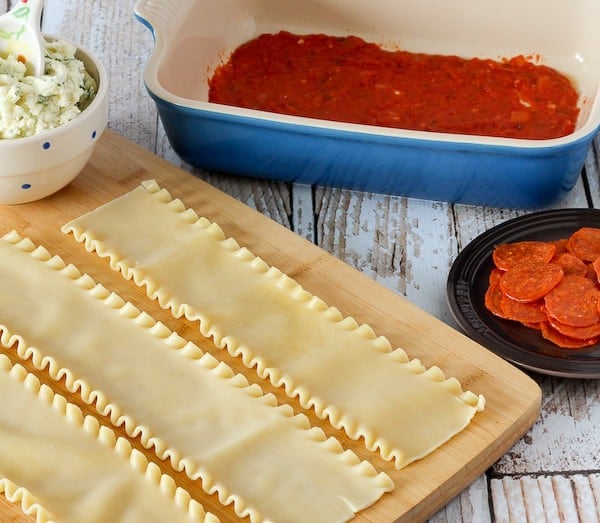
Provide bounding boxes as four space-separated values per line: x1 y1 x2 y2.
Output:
63 180 485 469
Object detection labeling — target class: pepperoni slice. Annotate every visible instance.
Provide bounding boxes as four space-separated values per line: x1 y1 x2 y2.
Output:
539 321 599 349
484 279 508 319
551 238 569 255
547 316 600 340
567 227 600 261
544 275 600 327
499 294 546 323
551 252 588 277
524 322 542 330
489 267 503 286
499 262 563 302
492 241 556 271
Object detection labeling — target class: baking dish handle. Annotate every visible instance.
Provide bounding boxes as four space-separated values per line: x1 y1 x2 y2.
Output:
134 0 182 44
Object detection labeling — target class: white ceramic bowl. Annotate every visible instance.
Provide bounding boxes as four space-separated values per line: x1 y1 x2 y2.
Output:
0 36 108 205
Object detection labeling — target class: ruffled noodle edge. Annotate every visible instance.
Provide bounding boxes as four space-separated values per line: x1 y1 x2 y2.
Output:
62 180 485 469
0 353 218 523
0 231 393 521
0 477 54 523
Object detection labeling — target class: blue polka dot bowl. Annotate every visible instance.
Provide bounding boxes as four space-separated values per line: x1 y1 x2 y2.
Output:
0 38 108 205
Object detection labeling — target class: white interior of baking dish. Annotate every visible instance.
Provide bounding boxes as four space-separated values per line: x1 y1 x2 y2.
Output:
147 0 600 143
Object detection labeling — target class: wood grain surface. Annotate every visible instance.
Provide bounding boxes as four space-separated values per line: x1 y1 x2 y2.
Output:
2 0 600 521
0 131 541 522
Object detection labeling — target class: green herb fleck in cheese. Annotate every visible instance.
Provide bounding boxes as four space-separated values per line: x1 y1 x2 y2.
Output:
0 40 97 139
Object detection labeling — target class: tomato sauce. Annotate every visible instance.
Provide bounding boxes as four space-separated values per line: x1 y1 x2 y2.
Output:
208 31 580 140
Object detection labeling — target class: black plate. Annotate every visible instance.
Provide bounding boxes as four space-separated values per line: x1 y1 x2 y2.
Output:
447 209 600 378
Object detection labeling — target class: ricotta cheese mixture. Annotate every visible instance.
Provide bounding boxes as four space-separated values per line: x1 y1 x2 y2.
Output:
0 40 97 139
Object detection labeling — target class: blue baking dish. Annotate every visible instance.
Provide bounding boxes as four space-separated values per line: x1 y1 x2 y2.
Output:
134 0 600 209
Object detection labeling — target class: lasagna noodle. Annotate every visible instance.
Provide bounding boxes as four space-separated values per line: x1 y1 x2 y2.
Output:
63 180 485 469
0 355 214 523
0 232 393 523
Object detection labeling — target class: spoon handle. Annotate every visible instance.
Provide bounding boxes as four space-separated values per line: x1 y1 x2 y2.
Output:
23 0 46 76
0 0 46 76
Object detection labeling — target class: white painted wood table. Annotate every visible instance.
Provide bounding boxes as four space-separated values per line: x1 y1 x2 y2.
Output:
2 1 600 521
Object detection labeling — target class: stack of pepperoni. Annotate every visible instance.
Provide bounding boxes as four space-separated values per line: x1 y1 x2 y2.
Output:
485 227 600 349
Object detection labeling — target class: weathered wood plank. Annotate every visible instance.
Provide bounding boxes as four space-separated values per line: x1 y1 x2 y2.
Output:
312 187 458 322
490 474 600 523
586 135 600 208
291 183 316 242
495 377 600 474
429 475 492 523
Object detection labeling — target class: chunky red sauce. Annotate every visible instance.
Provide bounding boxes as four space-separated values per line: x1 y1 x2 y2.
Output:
208 31 580 140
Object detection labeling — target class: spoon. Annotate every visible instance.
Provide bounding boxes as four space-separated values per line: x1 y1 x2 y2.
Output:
0 0 46 76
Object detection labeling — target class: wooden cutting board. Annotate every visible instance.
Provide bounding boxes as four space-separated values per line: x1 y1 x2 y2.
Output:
0 130 541 522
